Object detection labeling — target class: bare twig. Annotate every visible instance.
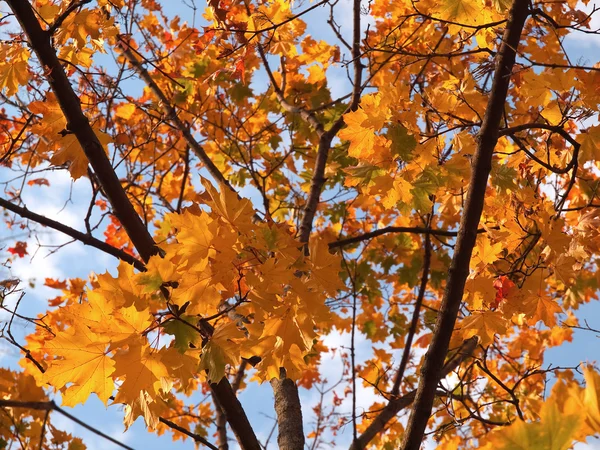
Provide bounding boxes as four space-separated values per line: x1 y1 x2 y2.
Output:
0 400 134 450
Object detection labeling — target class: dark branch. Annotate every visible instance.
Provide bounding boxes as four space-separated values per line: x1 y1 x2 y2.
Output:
349 336 479 450
7 0 159 262
0 197 145 271
159 417 219 450
330 226 489 249
399 1 530 448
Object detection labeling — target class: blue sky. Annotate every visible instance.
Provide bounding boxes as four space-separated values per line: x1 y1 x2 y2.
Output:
1 0 600 449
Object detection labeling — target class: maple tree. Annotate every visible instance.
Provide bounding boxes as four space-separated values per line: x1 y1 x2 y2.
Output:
0 0 600 448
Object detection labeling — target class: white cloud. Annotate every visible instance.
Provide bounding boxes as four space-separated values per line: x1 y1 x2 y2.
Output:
564 2 600 48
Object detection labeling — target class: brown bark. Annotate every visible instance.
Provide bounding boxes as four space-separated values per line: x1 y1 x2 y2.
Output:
212 392 230 450
6 0 158 263
7 2 260 449
0 197 145 271
349 336 479 450
398 2 530 449
271 375 305 450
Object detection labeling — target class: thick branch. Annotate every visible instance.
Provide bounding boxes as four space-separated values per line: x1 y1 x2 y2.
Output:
7 0 158 263
271 374 305 450
399 2 529 449
212 392 229 450
8 2 260 448
349 336 479 450
210 378 261 450
0 197 145 271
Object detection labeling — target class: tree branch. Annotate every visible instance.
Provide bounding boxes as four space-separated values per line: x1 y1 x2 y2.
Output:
159 416 219 450
391 229 432 396
298 0 364 243
349 336 479 450
330 226 490 249
116 35 235 192
398 2 530 448
212 391 229 450
256 44 325 136
0 399 134 450
7 0 159 263
7 2 261 448
0 197 145 271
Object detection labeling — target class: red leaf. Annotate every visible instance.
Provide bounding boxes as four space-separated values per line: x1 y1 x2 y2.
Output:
27 178 50 187
8 241 28 258
492 275 516 309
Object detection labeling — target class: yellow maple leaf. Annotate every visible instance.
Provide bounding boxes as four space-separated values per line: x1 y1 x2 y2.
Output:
171 270 223 316
0 58 29 97
464 275 496 310
472 236 503 268
250 309 314 382
339 94 389 161
339 109 377 159
58 44 94 68
578 125 600 163
577 366 600 435
481 393 582 450
29 93 67 137
435 0 494 27
50 128 112 180
460 311 507 346
43 324 115 406
200 178 255 233
113 341 170 404
168 209 217 271
115 103 137 120
308 238 344 296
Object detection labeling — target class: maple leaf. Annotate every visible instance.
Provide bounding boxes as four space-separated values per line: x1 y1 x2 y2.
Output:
0 58 28 97
307 238 344 296
464 275 496 310
492 275 515 309
7 241 28 258
167 209 216 271
51 128 112 180
115 103 137 120
29 93 68 136
483 398 581 449
163 316 203 353
43 324 115 406
200 178 255 233
26 178 50 187
339 94 389 161
460 311 507 346
577 367 600 434
472 236 503 268
199 322 245 382
112 341 171 426
434 0 494 29
577 125 600 163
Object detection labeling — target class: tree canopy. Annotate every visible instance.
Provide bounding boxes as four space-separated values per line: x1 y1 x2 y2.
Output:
1 0 600 449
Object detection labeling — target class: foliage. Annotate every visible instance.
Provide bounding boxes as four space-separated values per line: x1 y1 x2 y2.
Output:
0 0 599 448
